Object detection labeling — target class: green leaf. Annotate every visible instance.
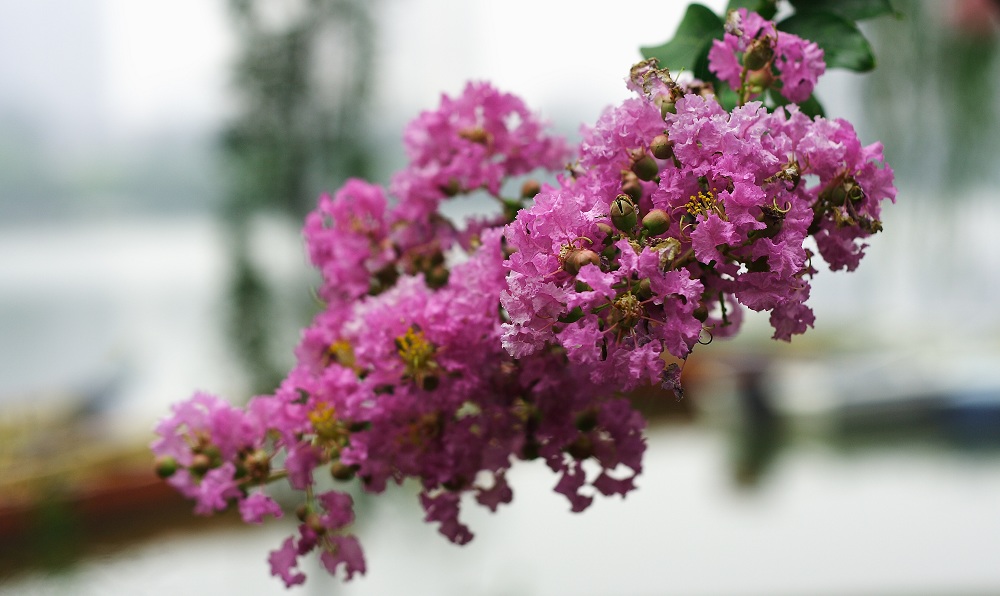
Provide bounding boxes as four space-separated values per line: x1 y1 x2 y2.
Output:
788 0 897 21
726 0 778 20
640 4 725 74
767 88 825 118
778 11 876 72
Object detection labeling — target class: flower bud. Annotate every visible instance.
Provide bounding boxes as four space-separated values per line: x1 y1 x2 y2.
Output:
521 179 541 199
574 409 599 432
611 194 638 232
440 178 461 197
743 37 774 71
631 154 659 182
650 134 673 160
635 277 652 300
563 249 600 275
190 453 212 475
693 305 709 322
641 209 671 236
330 460 357 481
565 435 594 460
746 68 774 94
425 264 449 289
155 456 178 479
620 173 643 203
596 222 614 239
655 95 676 117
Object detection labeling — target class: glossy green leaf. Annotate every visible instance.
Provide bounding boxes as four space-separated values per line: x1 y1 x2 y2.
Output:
788 0 897 21
640 4 725 74
778 11 876 72
726 0 778 20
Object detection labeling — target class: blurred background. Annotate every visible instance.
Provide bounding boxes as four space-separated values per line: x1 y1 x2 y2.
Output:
2 0 1000 594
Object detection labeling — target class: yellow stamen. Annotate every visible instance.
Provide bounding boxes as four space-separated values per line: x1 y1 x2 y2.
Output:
396 326 439 388
685 190 725 219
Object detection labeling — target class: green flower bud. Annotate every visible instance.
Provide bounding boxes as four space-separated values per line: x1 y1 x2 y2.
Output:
635 278 652 300
631 154 659 182
596 222 614 239
641 208 671 236
611 194 638 232
650 134 673 160
155 456 178 479
330 460 357 481
743 37 775 71
574 409 599 432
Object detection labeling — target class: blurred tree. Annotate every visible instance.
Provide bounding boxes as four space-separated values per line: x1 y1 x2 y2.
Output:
221 0 376 394
864 0 1000 191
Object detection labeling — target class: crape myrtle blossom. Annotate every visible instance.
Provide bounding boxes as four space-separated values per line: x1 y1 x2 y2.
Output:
708 8 826 103
153 10 895 588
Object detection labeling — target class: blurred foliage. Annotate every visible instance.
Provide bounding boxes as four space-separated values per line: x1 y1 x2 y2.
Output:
222 0 376 393
864 0 1000 191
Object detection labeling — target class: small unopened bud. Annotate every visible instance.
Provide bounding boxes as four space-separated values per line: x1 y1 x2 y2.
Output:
641 209 671 236
611 194 638 232
650 134 673 160
635 277 652 300
743 37 774 71
565 435 594 460
746 68 775 94
693 305 709 322
621 175 643 203
655 95 676 117
521 179 541 199
574 409 599 432
155 456 178 479
631 154 659 182
440 178 461 197
305 513 326 534
425 264 449 289
330 460 357 481
296 504 311 522
420 374 440 391
563 249 600 275
596 222 614 239
190 453 212 475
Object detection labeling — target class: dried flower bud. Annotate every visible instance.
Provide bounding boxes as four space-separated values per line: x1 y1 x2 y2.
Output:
611 194 638 232
641 209 671 236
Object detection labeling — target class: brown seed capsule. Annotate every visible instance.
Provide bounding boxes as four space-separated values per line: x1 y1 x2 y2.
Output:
641 209 671 236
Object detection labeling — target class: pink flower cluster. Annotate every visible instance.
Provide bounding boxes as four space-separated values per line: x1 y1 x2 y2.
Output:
153 12 894 588
708 8 826 103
